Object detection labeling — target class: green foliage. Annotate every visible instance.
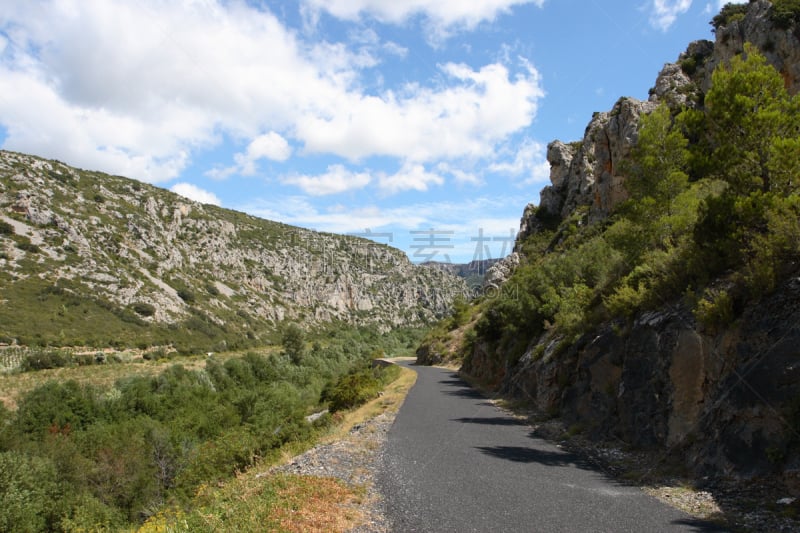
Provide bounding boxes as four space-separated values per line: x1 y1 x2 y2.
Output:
704 43 800 195
711 2 749 30
281 323 306 364
176 288 195 303
0 451 64 532
694 288 735 330
471 46 800 364
0 323 410 530
132 302 156 317
322 363 398 412
0 221 13 235
15 240 40 253
771 0 800 29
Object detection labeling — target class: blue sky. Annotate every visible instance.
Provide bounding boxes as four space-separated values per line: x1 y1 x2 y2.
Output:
0 0 743 263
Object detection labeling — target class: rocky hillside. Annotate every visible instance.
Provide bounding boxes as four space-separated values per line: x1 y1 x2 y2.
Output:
0 150 466 350
435 0 800 488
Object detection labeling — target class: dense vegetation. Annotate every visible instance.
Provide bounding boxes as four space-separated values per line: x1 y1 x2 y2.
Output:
468 45 800 364
0 324 418 531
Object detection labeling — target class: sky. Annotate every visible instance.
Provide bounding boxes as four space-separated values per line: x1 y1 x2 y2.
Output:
0 0 746 263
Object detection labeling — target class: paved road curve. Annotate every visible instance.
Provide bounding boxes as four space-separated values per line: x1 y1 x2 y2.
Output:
378 363 726 533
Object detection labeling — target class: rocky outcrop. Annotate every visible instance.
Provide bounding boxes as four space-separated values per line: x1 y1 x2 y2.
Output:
516 0 800 257
537 98 658 224
461 1 800 484
484 275 800 485
708 0 800 94
0 150 467 344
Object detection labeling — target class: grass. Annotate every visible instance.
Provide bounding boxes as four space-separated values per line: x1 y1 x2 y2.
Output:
0 348 274 410
139 361 417 532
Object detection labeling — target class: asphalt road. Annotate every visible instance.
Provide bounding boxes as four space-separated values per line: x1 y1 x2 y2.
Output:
378 363 726 533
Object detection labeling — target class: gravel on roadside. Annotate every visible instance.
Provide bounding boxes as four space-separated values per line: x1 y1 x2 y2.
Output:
270 412 395 532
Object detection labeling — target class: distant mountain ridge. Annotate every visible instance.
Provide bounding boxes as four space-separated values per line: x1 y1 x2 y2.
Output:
0 150 466 350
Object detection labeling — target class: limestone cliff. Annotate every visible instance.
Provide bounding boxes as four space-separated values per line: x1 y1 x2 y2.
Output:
458 0 800 486
0 150 466 348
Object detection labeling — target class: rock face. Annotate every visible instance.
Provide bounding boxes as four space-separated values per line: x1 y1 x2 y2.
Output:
487 275 800 485
538 98 658 223
461 1 800 484
0 151 466 344
707 0 800 94
516 0 800 254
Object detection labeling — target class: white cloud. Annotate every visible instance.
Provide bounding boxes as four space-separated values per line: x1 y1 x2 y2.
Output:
0 1 543 184
282 164 371 195
297 59 543 162
303 0 545 39
378 163 445 194
488 137 550 187
649 0 693 31
208 132 292 179
170 183 221 205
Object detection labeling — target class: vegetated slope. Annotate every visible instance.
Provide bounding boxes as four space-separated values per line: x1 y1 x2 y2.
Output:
0 150 466 351
422 0 800 488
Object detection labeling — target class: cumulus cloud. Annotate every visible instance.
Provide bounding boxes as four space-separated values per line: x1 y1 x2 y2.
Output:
282 164 372 195
488 137 550 186
207 132 292 179
297 60 543 162
0 0 543 185
649 0 693 31
170 183 221 205
378 163 445 194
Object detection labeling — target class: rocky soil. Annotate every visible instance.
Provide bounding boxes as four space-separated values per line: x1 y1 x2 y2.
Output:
271 413 396 532
513 402 800 533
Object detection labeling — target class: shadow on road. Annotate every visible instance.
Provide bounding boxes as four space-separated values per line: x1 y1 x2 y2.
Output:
669 518 731 532
476 445 593 469
439 377 487 399
451 416 525 426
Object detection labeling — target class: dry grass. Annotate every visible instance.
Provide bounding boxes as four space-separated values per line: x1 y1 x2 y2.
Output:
140 360 416 533
0 349 272 410
268 474 364 532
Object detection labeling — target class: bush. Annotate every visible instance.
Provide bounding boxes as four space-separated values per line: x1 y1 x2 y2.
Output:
0 221 13 235
21 349 71 371
15 241 40 253
177 288 195 303
711 2 748 30
132 302 156 317
0 451 64 532
322 367 382 413
771 0 800 29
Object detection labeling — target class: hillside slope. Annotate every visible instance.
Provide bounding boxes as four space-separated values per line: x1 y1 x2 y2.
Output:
424 0 800 489
0 150 465 351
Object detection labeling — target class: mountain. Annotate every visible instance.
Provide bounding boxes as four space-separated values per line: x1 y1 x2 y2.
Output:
424 259 502 290
0 150 466 351
423 0 800 489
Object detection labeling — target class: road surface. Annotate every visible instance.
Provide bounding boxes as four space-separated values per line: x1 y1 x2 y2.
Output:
378 363 726 532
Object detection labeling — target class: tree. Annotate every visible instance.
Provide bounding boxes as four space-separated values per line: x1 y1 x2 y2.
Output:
626 103 690 214
704 43 800 195
281 323 306 364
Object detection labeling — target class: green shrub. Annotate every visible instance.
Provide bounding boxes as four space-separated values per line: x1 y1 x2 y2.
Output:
15 241 40 253
322 367 382 413
0 451 64 532
177 288 195 303
694 289 735 330
21 349 71 371
132 302 156 317
0 221 13 235
771 0 800 29
711 2 748 30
